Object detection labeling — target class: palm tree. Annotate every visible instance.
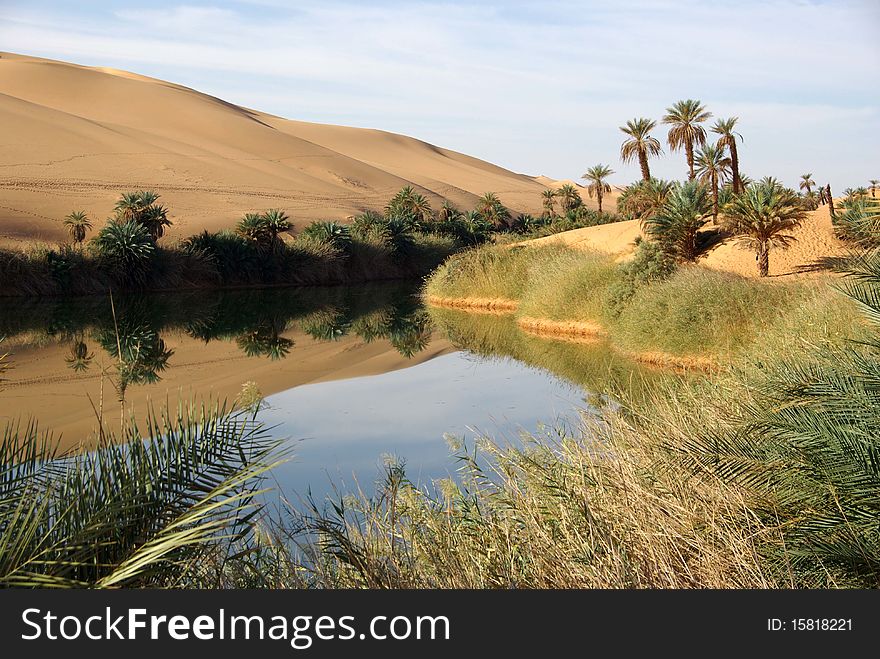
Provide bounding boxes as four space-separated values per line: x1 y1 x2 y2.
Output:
582 164 614 214
476 192 511 229
722 179 807 276
262 209 291 251
711 118 743 193
616 178 674 221
643 180 712 261
541 189 558 219
64 339 94 372
694 143 732 224
826 184 836 219
619 118 662 181
63 210 92 247
663 99 712 180
236 212 272 249
139 204 171 242
557 184 583 214
113 191 170 242
799 173 816 196
870 179 878 198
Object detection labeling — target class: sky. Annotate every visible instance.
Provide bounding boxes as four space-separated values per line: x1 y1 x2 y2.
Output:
1 0 878 190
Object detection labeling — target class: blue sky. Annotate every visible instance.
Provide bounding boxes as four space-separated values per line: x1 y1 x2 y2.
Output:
1 0 877 189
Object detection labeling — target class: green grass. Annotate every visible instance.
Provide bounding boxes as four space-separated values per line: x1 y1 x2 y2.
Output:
425 241 860 360
610 266 796 357
517 249 618 321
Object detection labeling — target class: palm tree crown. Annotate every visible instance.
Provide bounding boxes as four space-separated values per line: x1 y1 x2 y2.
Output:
541 189 558 219
711 117 743 193
63 210 92 245
557 184 583 214
582 164 614 214
694 143 732 224
476 192 511 229
663 99 712 180
799 173 816 195
619 118 662 181
722 179 807 277
643 180 712 262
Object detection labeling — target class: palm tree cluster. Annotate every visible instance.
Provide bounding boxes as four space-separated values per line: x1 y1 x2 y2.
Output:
114 190 172 243
236 209 292 252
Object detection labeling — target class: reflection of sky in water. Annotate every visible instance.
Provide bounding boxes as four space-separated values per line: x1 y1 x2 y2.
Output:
260 351 587 506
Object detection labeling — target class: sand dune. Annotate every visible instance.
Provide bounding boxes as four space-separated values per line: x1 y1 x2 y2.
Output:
0 52 547 244
525 206 846 278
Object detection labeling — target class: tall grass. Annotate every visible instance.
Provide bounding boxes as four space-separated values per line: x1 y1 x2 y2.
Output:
611 266 796 357
290 413 776 588
425 242 831 359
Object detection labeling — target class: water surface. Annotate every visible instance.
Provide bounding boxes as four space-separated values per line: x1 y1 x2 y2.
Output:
0 283 652 502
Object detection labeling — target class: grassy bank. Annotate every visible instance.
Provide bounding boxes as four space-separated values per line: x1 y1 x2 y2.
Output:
425 243 862 363
0 232 457 297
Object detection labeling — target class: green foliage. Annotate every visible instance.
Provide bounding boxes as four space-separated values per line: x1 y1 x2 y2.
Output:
63 211 92 245
476 192 512 229
723 179 807 276
678 250 880 585
350 210 387 240
114 191 171 242
642 180 712 261
300 221 353 254
617 178 674 221
834 197 880 248
606 238 678 316
0 406 282 587
385 186 433 231
91 219 155 287
612 267 794 356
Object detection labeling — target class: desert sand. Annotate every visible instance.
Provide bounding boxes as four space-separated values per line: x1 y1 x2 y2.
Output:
525 204 845 278
0 329 454 451
0 52 548 245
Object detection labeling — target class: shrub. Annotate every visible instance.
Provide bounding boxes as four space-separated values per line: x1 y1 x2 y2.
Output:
643 180 712 261
606 238 678 316
300 221 353 254
834 197 880 248
91 219 155 287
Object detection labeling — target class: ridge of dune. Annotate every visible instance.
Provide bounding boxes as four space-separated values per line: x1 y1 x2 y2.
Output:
0 51 548 244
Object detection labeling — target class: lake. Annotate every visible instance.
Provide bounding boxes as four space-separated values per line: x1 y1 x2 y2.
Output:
0 283 653 505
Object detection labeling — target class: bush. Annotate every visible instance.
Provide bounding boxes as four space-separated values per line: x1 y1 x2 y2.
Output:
606 238 678 316
300 221 353 255
90 220 155 287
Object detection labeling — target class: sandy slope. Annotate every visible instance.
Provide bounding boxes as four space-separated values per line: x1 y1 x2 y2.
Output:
0 52 547 244
0 329 454 451
525 206 846 278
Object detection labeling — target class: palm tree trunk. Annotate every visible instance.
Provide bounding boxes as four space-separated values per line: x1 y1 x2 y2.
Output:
597 190 603 214
827 184 836 220
686 141 695 180
712 173 719 224
730 142 742 194
638 151 650 181
758 242 769 277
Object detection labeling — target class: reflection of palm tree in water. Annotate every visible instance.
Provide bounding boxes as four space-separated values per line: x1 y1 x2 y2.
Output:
98 321 174 402
64 335 95 373
235 321 294 361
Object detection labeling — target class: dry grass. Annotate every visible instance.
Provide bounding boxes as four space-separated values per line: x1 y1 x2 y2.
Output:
293 404 778 588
